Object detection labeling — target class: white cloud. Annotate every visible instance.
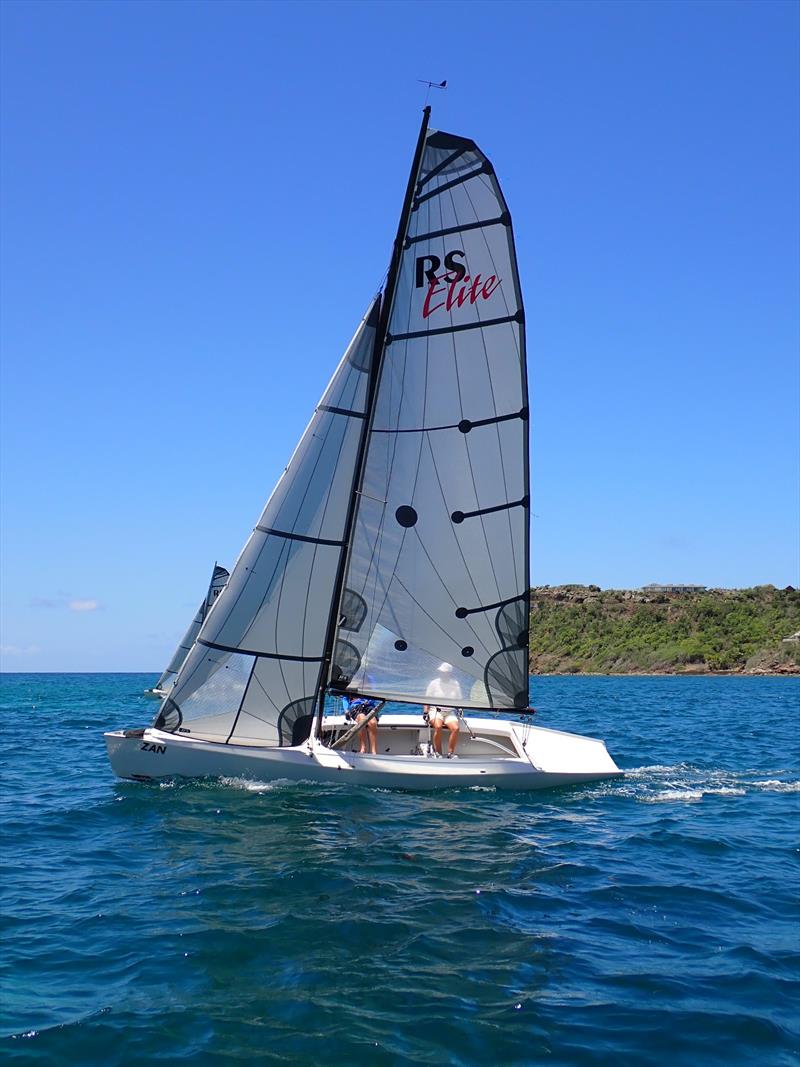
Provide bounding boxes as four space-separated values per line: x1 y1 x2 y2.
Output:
0 644 41 657
69 599 102 612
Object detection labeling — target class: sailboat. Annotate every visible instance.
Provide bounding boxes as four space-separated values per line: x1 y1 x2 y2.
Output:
106 108 622 790
144 563 229 698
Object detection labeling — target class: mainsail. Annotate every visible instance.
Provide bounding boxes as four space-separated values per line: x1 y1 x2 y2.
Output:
329 126 529 710
154 301 380 744
153 563 229 693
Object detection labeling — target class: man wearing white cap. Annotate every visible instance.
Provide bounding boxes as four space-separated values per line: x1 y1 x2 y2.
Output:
424 662 463 758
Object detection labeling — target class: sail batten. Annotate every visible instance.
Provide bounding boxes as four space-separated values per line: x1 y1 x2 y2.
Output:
405 215 508 246
387 313 522 343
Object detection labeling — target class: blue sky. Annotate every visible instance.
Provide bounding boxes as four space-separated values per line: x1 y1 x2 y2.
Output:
1 0 798 671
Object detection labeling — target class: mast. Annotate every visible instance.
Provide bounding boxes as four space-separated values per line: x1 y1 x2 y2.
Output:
313 106 432 737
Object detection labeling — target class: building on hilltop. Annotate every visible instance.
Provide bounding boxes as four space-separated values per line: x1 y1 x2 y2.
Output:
641 583 707 594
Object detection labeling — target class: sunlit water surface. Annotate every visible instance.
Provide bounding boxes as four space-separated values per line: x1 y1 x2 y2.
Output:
1 674 798 1065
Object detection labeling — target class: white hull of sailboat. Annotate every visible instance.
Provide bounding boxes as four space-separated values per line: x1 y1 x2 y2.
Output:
105 714 622 792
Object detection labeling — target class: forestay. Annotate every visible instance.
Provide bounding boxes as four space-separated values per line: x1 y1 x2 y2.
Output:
331 129 530 710
154 564 229 693
154 301 380 745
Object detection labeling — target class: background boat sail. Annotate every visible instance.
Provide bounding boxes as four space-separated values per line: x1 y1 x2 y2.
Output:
106 108 621 790
144 563 229 698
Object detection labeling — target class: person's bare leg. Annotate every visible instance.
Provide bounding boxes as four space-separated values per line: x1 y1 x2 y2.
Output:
356 713 367 754
432 718 443 755
367 717 378 755
447 719 460 756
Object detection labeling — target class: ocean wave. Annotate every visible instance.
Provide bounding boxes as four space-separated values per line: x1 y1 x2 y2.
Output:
642 786 747 803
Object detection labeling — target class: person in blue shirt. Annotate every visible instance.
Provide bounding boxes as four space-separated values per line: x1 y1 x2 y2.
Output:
341 693 382 755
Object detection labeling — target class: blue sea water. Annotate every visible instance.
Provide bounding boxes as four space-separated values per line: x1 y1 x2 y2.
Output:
1 674 798 1066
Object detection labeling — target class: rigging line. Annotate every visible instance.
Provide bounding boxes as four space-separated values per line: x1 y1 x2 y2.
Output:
246 666 285 717
232 701 286 733
225 656 258 744
456 178 522 595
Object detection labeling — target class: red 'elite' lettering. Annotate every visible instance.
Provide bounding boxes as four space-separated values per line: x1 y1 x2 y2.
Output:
482 275 501 299
422 276 448 318
422 271 503 320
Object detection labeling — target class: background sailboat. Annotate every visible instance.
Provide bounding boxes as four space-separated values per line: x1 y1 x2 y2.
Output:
107 108 621 790
144 563 229 698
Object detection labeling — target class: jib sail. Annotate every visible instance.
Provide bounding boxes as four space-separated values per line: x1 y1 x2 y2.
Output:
154 300 380 744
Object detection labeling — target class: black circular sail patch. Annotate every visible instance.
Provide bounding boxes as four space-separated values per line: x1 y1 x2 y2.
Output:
395 505 418 528
394 639 408 651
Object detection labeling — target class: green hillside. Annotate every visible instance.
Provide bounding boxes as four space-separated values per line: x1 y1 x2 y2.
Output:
529 585 800 674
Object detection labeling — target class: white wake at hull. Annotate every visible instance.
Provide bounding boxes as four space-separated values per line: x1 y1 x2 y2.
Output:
105 713 622 792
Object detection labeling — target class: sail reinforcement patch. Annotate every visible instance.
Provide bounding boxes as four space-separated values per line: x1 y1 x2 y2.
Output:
395 505 418 528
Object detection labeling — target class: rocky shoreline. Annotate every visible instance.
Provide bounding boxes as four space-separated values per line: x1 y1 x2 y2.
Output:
528 584 800 676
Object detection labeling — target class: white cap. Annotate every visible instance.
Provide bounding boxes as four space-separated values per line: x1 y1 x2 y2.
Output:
437 662 453 673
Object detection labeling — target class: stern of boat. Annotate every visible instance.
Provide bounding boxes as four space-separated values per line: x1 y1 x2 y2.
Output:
513 722 623 782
